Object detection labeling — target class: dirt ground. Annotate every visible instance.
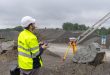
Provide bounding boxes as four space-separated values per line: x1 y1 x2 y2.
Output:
0 43 110 75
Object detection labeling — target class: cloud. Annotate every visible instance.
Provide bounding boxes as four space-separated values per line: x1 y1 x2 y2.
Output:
0 0 110 28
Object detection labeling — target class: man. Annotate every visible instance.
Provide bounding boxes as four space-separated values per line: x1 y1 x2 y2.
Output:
18 16 47 75
69 37 77 54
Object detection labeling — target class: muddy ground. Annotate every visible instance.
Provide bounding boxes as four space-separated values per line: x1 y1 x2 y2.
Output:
0 44 110 75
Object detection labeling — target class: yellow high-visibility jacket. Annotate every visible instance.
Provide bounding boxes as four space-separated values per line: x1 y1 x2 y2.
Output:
18 29 43 69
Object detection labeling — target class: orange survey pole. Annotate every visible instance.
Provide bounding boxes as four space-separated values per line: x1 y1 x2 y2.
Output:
62 45 71 61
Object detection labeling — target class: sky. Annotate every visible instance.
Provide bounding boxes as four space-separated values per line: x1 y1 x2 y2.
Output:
0 0 110 29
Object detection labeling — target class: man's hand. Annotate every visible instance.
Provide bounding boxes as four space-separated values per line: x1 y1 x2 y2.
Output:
39 40 48 50
41 44 48 49
39 41 44 45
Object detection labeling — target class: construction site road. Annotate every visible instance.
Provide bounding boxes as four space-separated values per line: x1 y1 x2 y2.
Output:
0 43 110 75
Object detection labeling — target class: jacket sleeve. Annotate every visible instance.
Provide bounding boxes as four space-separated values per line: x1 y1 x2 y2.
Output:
38 44 44 56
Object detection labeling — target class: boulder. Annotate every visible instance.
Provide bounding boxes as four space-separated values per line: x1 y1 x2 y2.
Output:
0 41 15 54
73 42 105 65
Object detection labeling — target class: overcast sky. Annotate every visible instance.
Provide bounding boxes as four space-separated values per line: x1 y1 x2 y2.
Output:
0 0 110 29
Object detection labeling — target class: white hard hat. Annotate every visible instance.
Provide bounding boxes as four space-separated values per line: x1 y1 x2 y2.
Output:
21 16 36 27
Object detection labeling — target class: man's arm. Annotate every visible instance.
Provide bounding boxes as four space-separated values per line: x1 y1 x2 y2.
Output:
38 42 48 56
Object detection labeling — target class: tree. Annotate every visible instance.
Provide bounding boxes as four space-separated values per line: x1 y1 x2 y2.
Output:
62 22 74 31
78 24 87 31
73 23 78 30
99 27 108 35
62 22 88 31
107 27 110 34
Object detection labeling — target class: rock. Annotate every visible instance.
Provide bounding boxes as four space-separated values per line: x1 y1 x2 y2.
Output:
0 41 15 53
73 42 105 65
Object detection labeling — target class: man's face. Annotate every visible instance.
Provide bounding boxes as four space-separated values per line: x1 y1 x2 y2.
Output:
31 23 36 31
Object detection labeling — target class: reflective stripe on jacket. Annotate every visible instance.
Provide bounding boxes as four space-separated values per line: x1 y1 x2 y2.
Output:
18 29 43 69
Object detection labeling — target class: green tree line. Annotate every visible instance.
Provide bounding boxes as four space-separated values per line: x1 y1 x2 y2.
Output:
0 23 110 35
62 22 88 31
62 22 110 35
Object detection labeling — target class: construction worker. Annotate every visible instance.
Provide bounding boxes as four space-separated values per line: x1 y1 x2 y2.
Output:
69 37 77 54
18 16 48 75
